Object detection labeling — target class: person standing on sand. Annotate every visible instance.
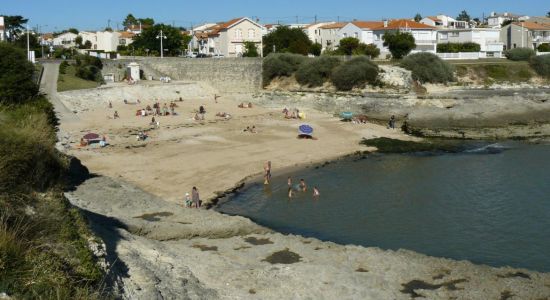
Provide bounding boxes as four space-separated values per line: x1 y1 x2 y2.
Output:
192 187 200 208
299 179 307 192
264 161 272 184
388 115 396 129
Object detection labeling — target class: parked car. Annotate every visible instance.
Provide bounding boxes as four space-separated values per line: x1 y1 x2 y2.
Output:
185 52 198 58
212 54 225 58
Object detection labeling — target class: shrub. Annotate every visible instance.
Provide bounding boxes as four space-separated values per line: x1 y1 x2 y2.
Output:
530 54 550 77
0 43 38 104
401 52 454 84
262 53 306 86
504 47 536 61
310 43 322 56
437 42 481 53
382 31 416 59
354 43 380 58
537 43 550 52
59 61 69 74
295 56 342 87
330 56 379 91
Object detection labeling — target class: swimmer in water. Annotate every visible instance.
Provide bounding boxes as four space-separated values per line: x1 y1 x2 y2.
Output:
313 186 320 199
299 178 307 192
287 176 292 187
288 187 294 199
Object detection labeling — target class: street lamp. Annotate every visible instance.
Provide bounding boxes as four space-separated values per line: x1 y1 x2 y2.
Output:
156 30 167 58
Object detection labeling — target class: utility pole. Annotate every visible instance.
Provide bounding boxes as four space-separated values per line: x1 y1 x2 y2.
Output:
139 20 142 33
26 25 30 62
521 22 524 48
156 30 167 58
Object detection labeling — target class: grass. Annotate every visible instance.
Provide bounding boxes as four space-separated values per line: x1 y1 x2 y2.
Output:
454 61 536 84
0 97 109 298
57 65 100 92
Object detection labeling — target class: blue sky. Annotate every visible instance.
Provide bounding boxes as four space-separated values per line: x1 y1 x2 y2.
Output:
2 0 548 31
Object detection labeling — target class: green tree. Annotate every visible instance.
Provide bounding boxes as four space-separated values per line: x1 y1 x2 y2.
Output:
139 18 155 26
501 19 513 27
3 15 28 42
263 26 312 56
75 35 83 47
310 42 322 56
68 28 79 34
338 37 360 55
382 31 416 59
104 27 113 32
0 43 38 104
242 41 259 57
547 11 550 17
84 40 93 49
414 13 422 22
131 24 184 56
123 13 138 28
456 10 471 22
354 43 380 58
182 33 192 51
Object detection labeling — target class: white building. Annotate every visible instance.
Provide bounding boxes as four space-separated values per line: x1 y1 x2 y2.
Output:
210 17 264 57
78 31 97 49
0 16 5 41
338 21 384 45
302 22 336 44
487 12 528 28
501 21 550 51
437 28 504 57
53 32 78 48
372 19 437 55
318 22 346 51
420 15 468 29
96 31 121 52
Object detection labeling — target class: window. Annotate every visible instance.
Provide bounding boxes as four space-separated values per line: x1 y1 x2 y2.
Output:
248 29 255 39
235 29 242 39
354 32 358 38
343 33 348 37
119 39 126 45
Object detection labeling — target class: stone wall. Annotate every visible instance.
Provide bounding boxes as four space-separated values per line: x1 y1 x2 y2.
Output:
105 57 263 93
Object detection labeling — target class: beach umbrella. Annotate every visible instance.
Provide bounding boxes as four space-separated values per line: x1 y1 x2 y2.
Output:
83 133 100 140
299 124 313 135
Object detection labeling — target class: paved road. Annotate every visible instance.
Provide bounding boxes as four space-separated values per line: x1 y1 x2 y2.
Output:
40 62 78 123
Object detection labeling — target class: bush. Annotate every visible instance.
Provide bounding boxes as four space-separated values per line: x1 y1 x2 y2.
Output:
354 43 380 58
530 54 550 77
262 53 306 86
537 43 550 52
295 56 342 87
0 43 39 104
330 56 379 91
401 52 454 84
504 47 536 61
437 42 481 53
59 61 69 74
382 31 416 59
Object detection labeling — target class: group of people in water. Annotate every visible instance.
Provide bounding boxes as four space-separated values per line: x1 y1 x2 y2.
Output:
287 177 320 200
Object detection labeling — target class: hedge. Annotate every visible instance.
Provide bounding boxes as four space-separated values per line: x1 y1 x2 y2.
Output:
437 42 481 53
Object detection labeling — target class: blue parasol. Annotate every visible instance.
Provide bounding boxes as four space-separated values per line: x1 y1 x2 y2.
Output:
299 124 313 135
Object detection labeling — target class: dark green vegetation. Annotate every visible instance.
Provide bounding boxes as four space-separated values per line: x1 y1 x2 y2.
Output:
295 56 341 87
0 43 39 104
537 43 550 52
242 41 260 57
331 56 379 91
504 47 536 61
530 54 550 77
437 42 481 53
382 31 416 59
58 55 103 92
361 138 463 153
263 53 378 91
131 24 185 56
401 279 468 298
0 43 107 298
401 52 454 84
329 37 380 58
454 62 535 84
262 26 313 56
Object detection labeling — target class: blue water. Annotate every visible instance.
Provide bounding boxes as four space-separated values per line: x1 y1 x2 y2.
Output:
217 142 550 272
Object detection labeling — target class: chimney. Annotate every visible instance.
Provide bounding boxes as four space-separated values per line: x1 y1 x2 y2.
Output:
383 20 388 27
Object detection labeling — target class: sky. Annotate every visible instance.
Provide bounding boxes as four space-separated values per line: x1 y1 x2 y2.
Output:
2 0 548 32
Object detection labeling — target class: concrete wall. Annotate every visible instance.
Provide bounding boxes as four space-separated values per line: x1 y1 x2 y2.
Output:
108 57 262 93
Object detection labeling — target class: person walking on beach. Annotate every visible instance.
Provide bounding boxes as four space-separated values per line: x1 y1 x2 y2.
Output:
192 187 200 208
388 115 396 129
264 161 272 184
299 179 307 192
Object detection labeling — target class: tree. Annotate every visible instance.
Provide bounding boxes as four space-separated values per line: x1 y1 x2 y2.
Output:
242 41 259 57
104 27 113 32
263 26 312 56
123 14 138 28
354 43 380 58
84 40 92 49
456 10 471 22
414 13 422 22
182 33 192 51
75 35 83 47
139 18 155 26
382 31 416 59
0 43 38 104
310 43 322 56
68 28 79 34
338 37 360 55
501 19 513 27
3 15 28 42
131 24 184 56
547 11 550 17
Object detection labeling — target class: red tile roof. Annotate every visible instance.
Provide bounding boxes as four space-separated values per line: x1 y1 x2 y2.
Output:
319 22 346 29
351 21 384 29
219 17 245 30
427 16 442 22
512 21 550 30
373 19 435 30
119 31 135 38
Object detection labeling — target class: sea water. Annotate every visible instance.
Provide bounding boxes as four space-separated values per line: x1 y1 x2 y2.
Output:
217 141 550 272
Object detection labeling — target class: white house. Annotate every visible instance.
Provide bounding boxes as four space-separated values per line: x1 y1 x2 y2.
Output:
487 12 528 28
318 22 346 51
338 21 384 45
420 15 468 29
437 28 504 57
302 22 336 45
53 32 78 48
372 19 437 55
500 21 550 51
118 31 135 48
78 31 97 49
0 16 5 41
205 17 264 57
96 31 121 52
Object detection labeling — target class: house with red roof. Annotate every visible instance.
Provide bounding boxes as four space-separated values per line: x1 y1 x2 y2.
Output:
372 19 438 56
501 21 550 50
339 21 384 46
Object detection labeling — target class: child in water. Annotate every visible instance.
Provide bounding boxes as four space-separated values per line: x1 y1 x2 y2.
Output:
299 179 307 192
288 187 294 199
313 186 320 199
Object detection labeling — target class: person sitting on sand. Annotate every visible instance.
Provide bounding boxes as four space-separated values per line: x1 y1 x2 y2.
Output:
178 97 183 102
248 102 253 108
185 193 192 208
146 105 152 113
250 125 257 133
80 138 87 147
114 111 119 119
199 105 206 114
194 113 203 121
124 99 128 104
238 102 249 108
150 116 156 125
299 179 307 192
